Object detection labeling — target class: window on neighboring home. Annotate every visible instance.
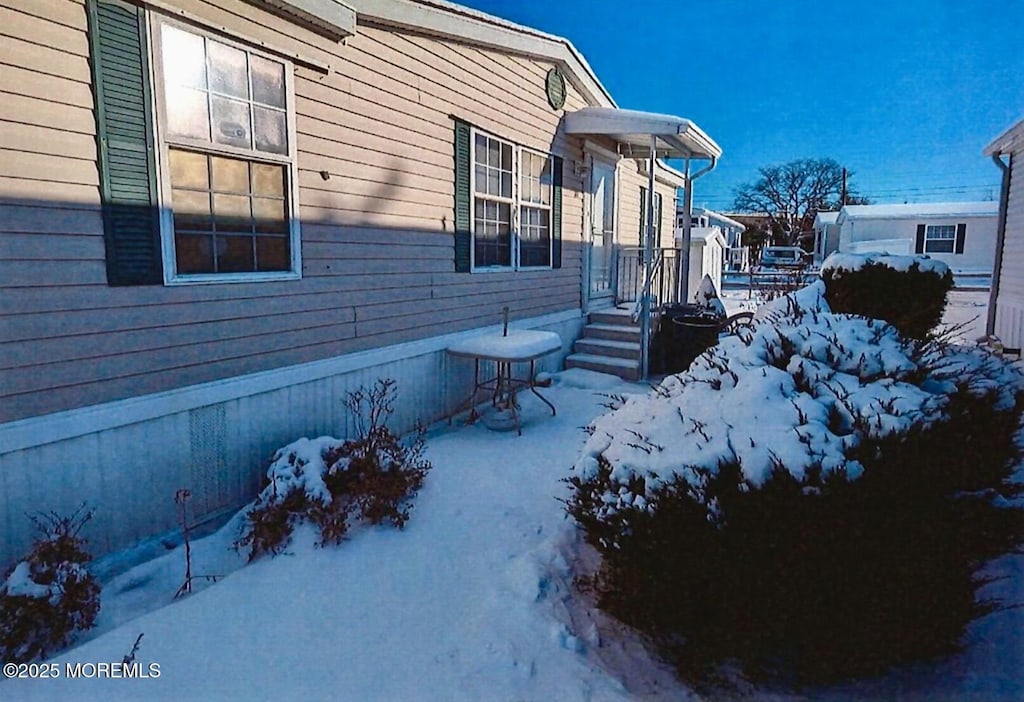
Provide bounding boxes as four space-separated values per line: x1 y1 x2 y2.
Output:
86 0 299 285
915 222 966 255
469 129 555 270
924 224 956 253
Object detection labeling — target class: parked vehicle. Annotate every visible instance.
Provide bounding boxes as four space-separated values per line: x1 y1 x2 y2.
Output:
759 246 809 269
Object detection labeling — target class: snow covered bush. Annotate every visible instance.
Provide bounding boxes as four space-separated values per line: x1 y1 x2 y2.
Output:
820 252 954 339
566 282 1024 685
237 379 431 560
0 506 101 663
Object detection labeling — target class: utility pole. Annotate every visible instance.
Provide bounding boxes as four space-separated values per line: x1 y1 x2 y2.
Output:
841 168 848 207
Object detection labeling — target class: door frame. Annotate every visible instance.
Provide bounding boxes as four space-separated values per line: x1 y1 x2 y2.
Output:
583 143 620 312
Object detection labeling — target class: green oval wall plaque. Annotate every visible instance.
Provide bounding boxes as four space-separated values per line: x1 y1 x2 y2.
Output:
545 67 566 110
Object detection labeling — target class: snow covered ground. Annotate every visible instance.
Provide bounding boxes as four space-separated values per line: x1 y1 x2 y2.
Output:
3 288 1019 701
2 370 684 702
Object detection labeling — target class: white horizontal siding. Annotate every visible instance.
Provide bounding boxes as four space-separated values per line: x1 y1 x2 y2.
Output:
995 147 1024 349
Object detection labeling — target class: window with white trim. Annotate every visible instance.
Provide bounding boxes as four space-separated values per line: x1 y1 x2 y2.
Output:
924 224 956 253
154 21 299 281
471 129 553 269
519 150 553 268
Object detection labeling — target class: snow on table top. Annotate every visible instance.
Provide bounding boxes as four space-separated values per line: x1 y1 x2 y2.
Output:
447 329 562 360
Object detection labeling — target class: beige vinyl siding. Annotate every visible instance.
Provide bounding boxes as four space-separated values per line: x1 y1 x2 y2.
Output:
615 163 679 248
0 3 98 205
0 0 590 422
995 146 1024 348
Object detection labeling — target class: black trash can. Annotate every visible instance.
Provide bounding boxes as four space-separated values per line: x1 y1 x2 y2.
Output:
654 304 723 374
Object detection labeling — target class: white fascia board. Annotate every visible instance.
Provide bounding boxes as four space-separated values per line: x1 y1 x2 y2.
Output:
656 160 687 188
706 210 746 231
984 117 1024 156
638 160 686 188
348 0 615 107
246 0 357 40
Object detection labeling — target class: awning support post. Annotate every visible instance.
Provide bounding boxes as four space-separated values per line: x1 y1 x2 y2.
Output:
677 156 692 304
640 135 657 380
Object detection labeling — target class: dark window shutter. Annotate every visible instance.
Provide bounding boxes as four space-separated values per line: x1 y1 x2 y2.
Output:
551 155 563 268
954 222 966 254
453 119 472 272
655 192 663 247
914 224 926 254
88 0 163 285
639 186 647 244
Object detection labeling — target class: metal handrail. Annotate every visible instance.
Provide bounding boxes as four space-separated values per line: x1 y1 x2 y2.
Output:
631 248 663 322
616 246 683 313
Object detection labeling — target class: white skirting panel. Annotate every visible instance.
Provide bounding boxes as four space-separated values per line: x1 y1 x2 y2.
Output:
995 298 1024 350
0 312 584 571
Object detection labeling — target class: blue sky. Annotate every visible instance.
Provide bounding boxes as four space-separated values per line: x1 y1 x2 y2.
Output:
459 0 1024 211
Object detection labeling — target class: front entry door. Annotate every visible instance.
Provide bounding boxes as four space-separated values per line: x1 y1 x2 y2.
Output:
588 159 616 303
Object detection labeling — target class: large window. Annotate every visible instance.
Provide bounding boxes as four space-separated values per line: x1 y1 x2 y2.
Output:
155 22 298 281
471 129 553 269
924 224 956 254
519 150 553 267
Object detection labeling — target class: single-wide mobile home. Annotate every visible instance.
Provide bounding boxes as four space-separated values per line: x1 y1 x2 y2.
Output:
834 202 998 273
0 0 719 567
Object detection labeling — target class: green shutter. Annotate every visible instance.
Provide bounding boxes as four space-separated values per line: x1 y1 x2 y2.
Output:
552 155 562 269
639 187 647 244
88 0 163 285
954 222 966 254
453 119 472 272
914 224 926 254
655 192 663 247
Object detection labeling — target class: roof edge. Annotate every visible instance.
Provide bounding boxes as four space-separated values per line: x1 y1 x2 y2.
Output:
836 202 999 224
347 0 616 107
246 0 357 39
985 117 1024 156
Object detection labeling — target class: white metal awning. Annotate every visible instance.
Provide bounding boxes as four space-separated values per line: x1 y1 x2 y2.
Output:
564 107 722 161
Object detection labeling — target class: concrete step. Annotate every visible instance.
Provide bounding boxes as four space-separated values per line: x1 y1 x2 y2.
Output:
573 337 642 360
565 353 641 381
582 323 642 343
588 308 640 327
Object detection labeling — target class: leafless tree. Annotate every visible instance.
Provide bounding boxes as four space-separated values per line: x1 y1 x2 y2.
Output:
732 158 865 244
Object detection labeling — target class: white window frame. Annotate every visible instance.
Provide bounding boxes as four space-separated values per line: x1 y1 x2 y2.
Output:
518 147 554 270
149 15 302 285
469 127 554 272
924 223 957 254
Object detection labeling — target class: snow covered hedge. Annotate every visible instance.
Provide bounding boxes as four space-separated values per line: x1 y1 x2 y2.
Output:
0 507 101 663
820 251 954 339
567 282 1024 684
237 380 431 560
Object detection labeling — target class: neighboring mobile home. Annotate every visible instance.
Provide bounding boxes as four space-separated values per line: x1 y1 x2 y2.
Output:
681 206 747 271
834 202 998 273
984 118 1024 352
812 210 839 262
0 0 719 566
684 226 725 299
